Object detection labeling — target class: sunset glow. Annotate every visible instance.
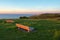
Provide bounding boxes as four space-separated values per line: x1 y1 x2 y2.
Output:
0 0 60 14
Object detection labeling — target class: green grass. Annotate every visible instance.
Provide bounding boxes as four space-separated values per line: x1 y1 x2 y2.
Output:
0 19 60 40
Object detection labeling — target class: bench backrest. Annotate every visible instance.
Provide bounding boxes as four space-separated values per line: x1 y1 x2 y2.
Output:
16 24 30 31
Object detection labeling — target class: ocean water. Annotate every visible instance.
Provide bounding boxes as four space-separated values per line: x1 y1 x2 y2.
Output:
0 14 33 19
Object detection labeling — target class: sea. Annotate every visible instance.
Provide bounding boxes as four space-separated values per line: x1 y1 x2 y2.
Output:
0 14 34 19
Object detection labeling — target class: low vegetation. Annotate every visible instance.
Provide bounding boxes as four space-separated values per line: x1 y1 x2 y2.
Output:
20 13 60 19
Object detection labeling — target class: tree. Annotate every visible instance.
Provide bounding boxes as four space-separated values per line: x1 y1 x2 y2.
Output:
20 16 29 19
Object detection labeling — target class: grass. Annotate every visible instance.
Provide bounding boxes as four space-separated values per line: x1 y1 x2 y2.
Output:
0 19 60 40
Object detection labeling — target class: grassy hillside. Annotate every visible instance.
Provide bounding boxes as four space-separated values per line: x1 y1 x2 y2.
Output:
0 19 60 40
29 13 60 19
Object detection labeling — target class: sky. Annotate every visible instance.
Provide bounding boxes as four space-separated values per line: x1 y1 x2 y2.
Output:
0 0 60 14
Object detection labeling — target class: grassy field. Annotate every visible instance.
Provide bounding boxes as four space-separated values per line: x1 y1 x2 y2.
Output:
0 19 60 40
